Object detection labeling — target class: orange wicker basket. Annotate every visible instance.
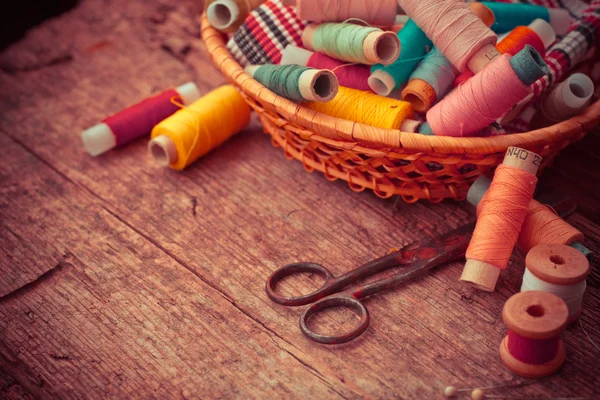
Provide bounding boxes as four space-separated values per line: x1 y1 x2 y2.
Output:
200 14 600 203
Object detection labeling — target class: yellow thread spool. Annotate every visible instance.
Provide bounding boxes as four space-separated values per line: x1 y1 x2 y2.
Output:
304 86 418 131
148 85 251 171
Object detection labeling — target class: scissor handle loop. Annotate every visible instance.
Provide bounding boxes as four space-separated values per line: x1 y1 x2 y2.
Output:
266 262 335 306
299 295 370 345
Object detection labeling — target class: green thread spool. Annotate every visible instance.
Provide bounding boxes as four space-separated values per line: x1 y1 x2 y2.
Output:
302 23 400 66
245 64 339 102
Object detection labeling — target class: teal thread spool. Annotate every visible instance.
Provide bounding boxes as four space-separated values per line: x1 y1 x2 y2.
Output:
369 18 432 96
245 64 339 102
302 23 400 66
481 2 571 35
401 48 457 112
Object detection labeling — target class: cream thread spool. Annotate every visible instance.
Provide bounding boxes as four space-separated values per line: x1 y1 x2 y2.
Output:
296 0 399 27
500 291 568 378
206 0 265 33
522 244 590 324
302 23 401 65
536 73 595 126
461 147 541 292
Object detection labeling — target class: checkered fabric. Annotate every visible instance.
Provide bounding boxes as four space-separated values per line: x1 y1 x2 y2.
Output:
227 0 306 66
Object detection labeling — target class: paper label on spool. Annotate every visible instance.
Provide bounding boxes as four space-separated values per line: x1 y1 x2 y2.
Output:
503 147 542 175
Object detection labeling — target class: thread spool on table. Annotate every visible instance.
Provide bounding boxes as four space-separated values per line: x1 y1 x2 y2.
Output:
280 45 371 92
148 85 251 171
398 0 500 74
466 175 589 257
296 0 398 27
245 64 339 102
532 73 595 128
206 0 265 33
302 23 400 66
500 291 568 378
522 244 590 324
481 1 572 35
82 82 201 157
462 147 541 292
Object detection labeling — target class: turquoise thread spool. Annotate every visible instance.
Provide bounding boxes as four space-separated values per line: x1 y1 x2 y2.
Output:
401 48 457 112
302 23 400 66
245 64 339 102
481 2 571 35
369 18 432 96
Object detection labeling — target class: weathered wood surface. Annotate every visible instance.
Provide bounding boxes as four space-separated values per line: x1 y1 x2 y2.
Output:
0 0 599 398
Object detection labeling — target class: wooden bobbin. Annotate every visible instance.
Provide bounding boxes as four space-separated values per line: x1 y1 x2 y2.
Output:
461 147 541 291
525 243 590 323
302 24 400 65
500 291 568 378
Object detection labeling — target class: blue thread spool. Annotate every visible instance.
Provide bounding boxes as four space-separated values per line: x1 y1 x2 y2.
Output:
481 2 571 35
369 18 432 96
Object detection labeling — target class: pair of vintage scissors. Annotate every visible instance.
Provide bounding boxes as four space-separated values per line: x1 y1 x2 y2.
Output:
266 195 577 345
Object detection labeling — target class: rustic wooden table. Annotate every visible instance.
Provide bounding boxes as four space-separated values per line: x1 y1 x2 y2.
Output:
1 1 599 398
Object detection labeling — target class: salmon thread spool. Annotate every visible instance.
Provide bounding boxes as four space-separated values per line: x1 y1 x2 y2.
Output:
500 291 568 378
296 0 399 27
522 244 590 323
148 85 251 171
302 22 400 66
466 175 587 256
421 46 548 137
401 3 496 112
280 45 371 92
206 0 265 33
81 82 201 156
462 147 541 292
304 86 421 132
398 0 500 74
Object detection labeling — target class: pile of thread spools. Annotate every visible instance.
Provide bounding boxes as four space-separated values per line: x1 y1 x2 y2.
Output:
80 0 597 170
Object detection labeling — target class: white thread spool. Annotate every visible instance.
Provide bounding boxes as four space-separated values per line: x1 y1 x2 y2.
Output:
542 73 595 121
522 243 590 323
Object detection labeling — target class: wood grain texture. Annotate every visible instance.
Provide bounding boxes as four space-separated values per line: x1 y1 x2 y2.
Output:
0 0 599 398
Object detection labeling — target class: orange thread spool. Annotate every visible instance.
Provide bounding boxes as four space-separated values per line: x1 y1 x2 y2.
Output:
496 26 546 57
462 147 541 291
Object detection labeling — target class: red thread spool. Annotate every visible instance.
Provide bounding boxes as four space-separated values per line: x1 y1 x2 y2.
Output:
309 53 371 92
500 291 568 378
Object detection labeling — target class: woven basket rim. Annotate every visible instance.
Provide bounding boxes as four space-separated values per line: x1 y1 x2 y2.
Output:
200 13 600 155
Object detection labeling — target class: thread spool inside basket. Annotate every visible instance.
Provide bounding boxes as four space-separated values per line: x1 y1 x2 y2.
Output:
522 244 590 323
500 291 568 378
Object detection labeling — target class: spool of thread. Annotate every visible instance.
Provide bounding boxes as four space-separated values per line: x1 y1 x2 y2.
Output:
280 45 371 92
462 147 541 292
148 85 251 171
533 73 595 127
400 3 496 112
453 19 556 88
226 0 305 67
245 64 338 102
522 244 590 323
398 0 499 74
302 23 400 66
82 82 201 157
305 86 420 132
368 18 432 96
467 176 587 256
422 46 548 137
296 0 398 27
206 0 265 33
500 291 568 378
481 2 572 35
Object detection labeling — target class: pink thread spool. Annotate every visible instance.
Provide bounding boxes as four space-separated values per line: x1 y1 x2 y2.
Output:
280 45 371 92
296 0 399 27
398 0 499 74
82 82 201 156
421 46 548 137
